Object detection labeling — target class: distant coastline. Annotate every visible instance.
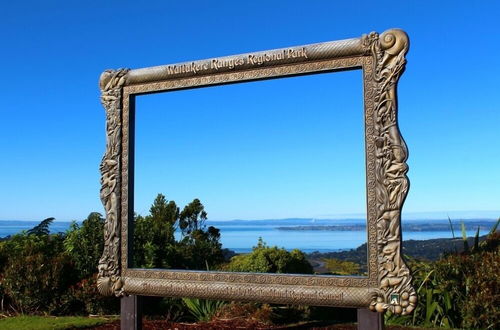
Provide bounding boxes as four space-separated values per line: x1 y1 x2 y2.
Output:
276 220 497 232
1 218 497 254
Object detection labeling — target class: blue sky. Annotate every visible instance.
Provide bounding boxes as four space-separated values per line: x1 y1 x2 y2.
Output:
0 1 498 221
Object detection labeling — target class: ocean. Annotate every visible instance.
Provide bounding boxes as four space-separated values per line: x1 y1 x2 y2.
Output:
0 220 76 238
0 219 494 253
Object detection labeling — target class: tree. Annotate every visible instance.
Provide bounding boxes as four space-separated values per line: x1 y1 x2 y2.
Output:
177 199 224 270
150 194 179 232
132 195 224 270
179 198 207 236
133 194 179 268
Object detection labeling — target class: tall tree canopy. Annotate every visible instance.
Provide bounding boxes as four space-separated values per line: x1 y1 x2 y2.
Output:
133 194 223 271
179 198 207 236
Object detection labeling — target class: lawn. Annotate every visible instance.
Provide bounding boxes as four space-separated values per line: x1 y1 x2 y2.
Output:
0 315 114 330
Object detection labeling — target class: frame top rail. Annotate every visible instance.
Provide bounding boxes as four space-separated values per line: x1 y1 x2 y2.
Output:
125 37 364 85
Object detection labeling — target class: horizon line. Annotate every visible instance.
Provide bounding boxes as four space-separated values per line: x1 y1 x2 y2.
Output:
1 209 499 222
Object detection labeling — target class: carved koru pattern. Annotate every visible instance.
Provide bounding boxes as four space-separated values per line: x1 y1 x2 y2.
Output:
363 30 416 315
97 69 129 297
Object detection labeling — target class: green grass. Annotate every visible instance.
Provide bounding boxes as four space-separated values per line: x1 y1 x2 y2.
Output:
0 315 114 330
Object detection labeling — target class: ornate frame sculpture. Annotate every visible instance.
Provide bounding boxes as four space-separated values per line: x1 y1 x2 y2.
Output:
98 29 415 314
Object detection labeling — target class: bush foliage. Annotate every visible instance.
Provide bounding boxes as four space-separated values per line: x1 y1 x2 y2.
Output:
64 212 105 279
0 194 224 315
386 229 499 329
0 223 77 314
0 199 497 329
225 237 313 274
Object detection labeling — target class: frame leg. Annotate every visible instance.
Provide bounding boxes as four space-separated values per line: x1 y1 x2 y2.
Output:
121 295 142 330
357 308 384 330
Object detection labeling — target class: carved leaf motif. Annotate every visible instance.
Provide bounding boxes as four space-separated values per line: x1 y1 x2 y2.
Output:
363 29 416 315
97 68 129 297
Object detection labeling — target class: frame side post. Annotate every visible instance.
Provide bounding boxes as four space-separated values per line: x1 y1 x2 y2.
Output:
363 28 416 315
121 295 142 330
357 308 384 330
97 68 129 296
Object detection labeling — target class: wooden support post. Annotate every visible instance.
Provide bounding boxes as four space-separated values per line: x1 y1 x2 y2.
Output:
121 295 142 330
357 308 384 330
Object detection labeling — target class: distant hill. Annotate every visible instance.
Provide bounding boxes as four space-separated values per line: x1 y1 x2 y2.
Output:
307 235 491 272
207 218 365 226
278 220 497 232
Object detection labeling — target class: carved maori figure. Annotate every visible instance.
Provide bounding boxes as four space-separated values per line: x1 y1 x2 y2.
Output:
97 69 129 296
363 29 417 315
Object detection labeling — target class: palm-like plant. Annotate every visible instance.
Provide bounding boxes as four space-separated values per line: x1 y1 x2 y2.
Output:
182 297 226 322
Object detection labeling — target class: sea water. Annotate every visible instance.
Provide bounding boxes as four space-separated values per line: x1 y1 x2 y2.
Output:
0 219 492 253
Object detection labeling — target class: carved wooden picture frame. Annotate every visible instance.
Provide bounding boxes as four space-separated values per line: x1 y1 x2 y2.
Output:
98 29 416 314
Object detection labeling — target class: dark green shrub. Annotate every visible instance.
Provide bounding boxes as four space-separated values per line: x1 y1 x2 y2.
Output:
140 297 186 321
386 229 499 328
0 232 77 314
176 226 225 271
462 248 499 328
62 274 119 315
436 231 499 329
64 213 105 279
